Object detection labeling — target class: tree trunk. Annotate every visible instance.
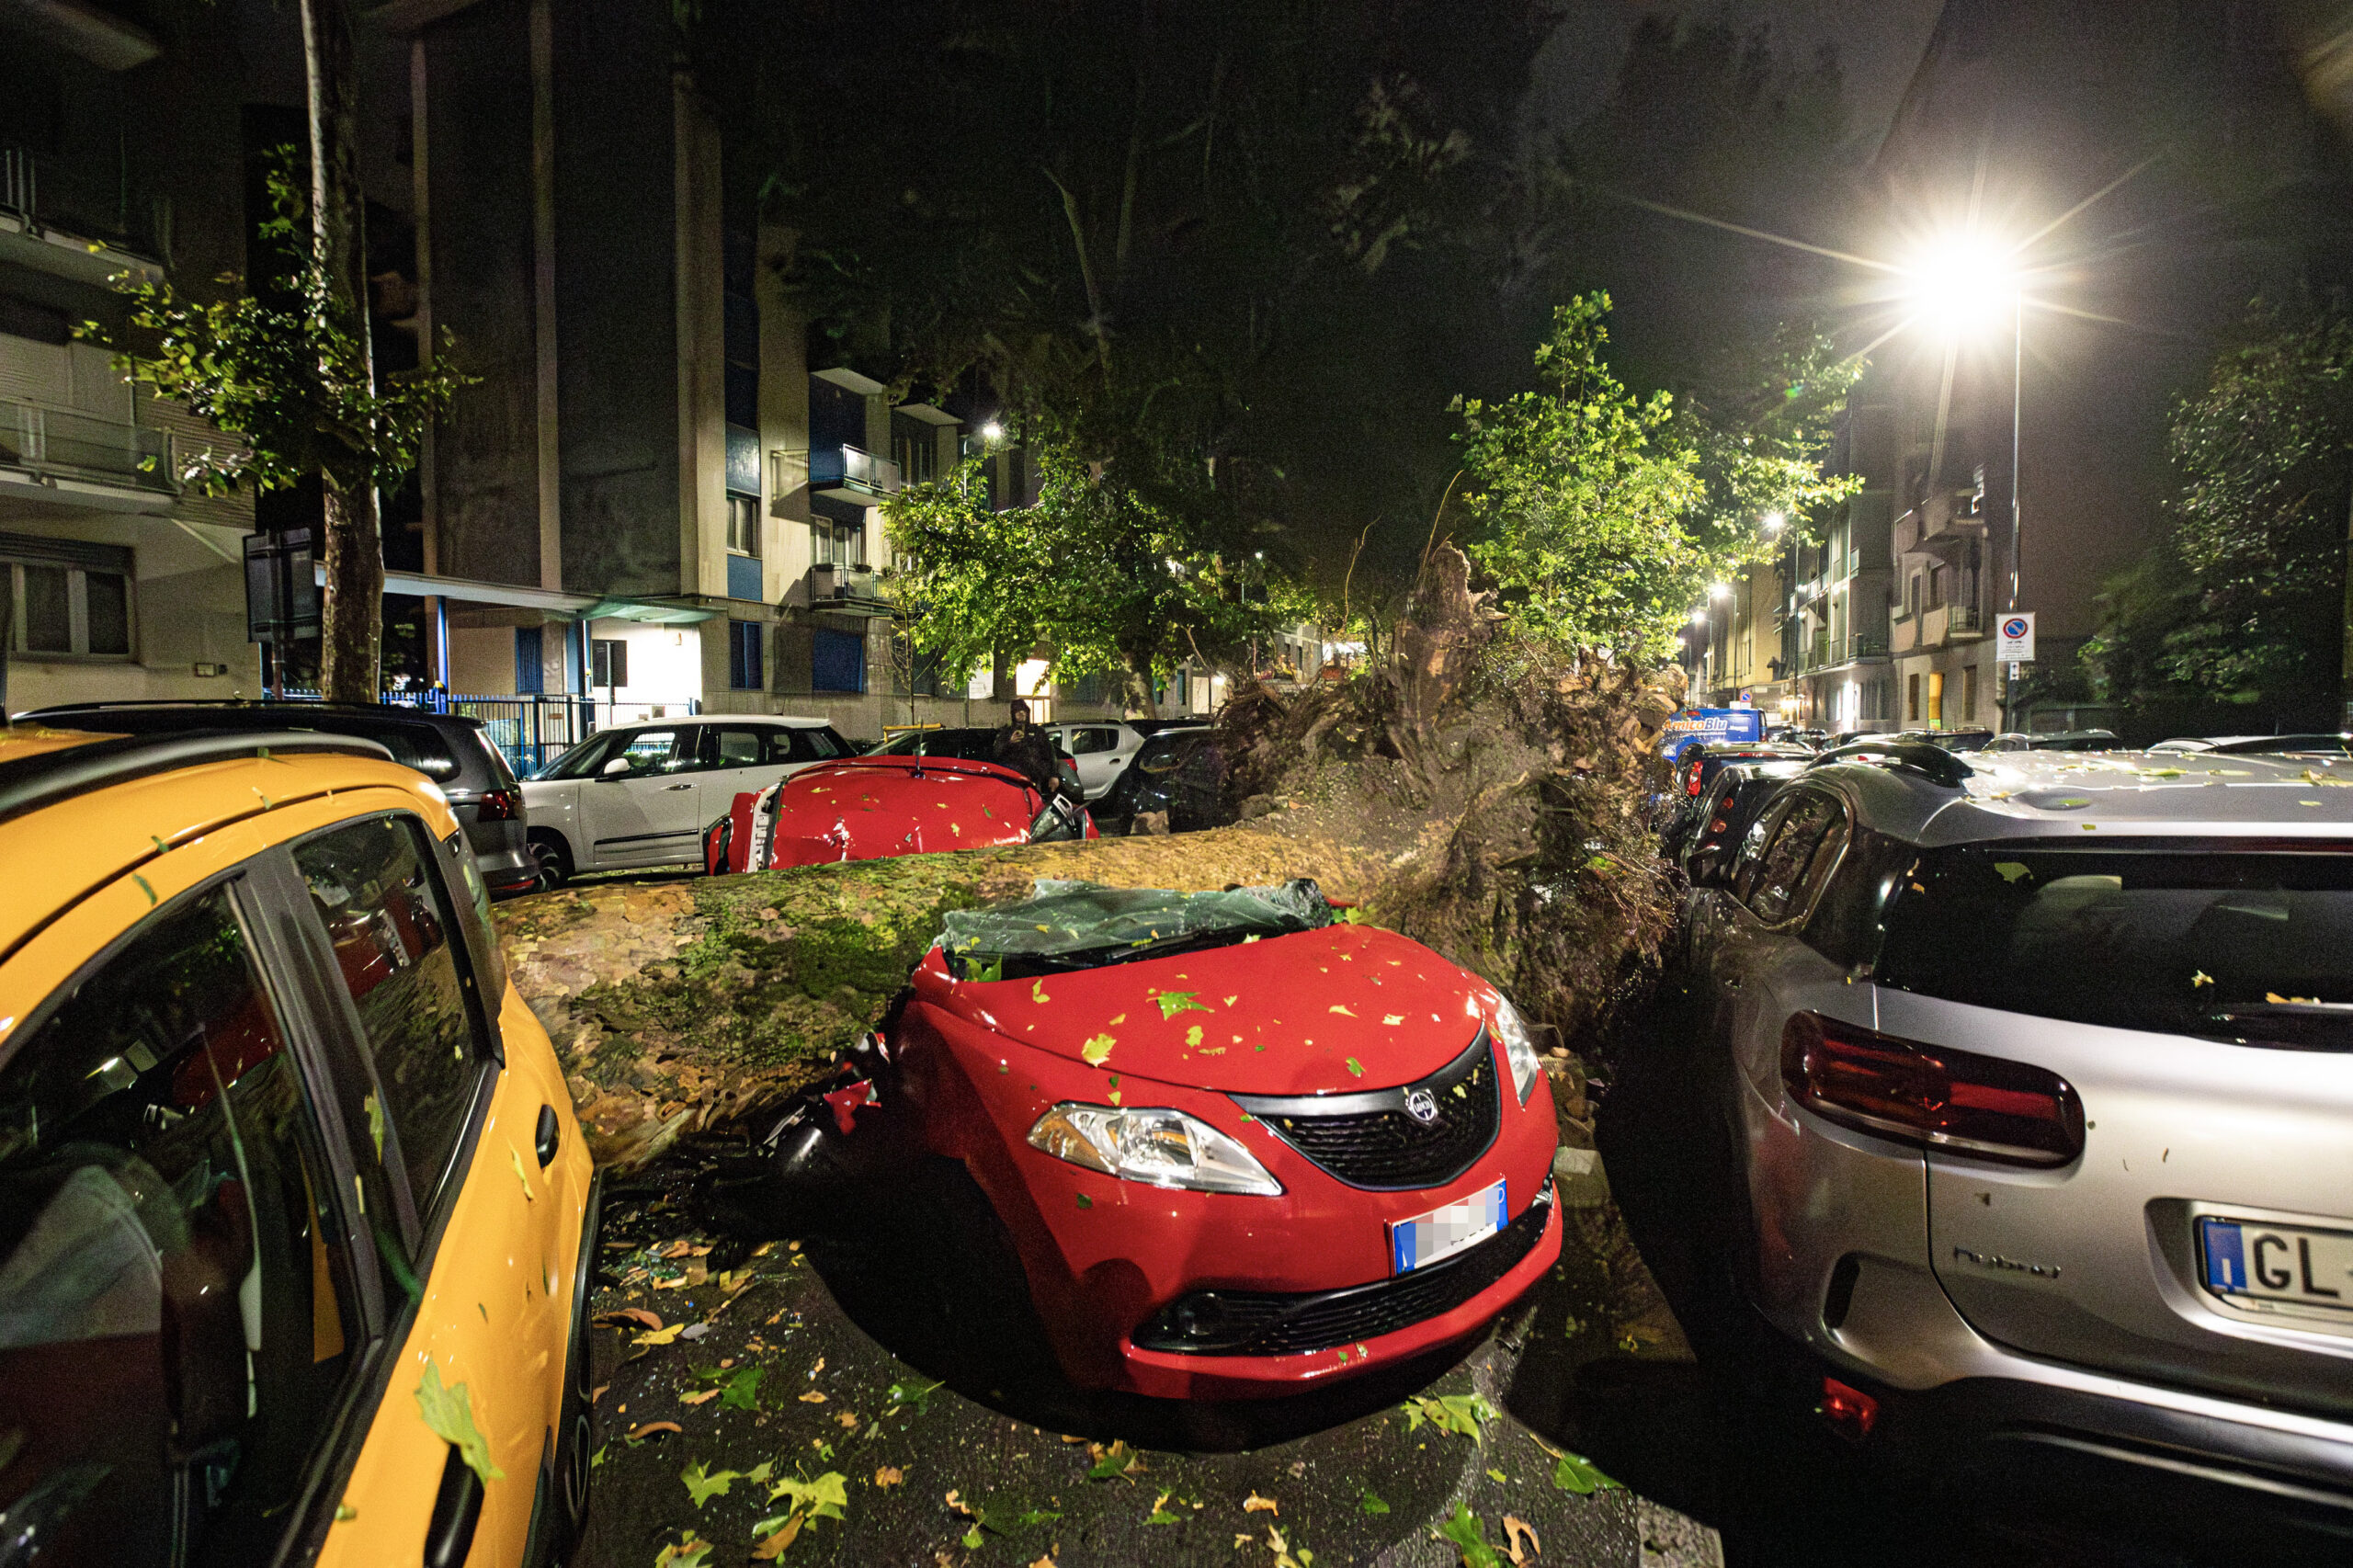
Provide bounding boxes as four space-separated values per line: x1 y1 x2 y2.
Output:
301 0 381 703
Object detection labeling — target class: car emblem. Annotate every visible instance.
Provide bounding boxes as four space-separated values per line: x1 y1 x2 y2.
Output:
1404 1088 1440 1125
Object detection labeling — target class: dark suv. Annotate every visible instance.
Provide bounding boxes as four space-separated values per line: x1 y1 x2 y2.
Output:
20 700 536 896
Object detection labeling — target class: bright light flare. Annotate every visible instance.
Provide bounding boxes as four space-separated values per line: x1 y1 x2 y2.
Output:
1708 581 1732 599
1901 233 2020 338
1762 511 1785 532
980 420 1005 441
1689 608 1709 626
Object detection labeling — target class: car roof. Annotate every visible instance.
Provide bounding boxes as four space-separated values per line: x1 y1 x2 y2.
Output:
0 724 429 960
1806 747 2353 846
21 698 487 733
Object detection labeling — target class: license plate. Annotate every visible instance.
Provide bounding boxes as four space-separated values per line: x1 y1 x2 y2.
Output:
1391 1180 1506 1276
2199 1216 2353 1315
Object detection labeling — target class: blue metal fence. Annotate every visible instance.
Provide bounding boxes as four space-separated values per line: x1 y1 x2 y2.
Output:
281 689 597 777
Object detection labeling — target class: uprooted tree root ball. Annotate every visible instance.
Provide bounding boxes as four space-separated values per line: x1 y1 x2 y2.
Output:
494 547 1683 1169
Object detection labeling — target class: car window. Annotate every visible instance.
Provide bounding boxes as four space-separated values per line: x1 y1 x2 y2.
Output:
1740 791 1846 925
871 733 922 756
0 885 359 1567
292 816 489 1218
781 728 845 763
1063 727 1120 756
699 727 765 769
541 731 619 779
611 728 687 776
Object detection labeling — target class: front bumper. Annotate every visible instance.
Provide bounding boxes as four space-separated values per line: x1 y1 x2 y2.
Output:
904 1005 1562 1397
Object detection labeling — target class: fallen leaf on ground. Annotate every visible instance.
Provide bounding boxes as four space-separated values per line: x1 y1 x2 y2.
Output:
1360 1489 1390 1514
625 1421 684 1441
1503 1515 1541 1562
1086 1439 1143 1480
633 1324 685 1346
677 1389 720 1406
654 1533 713 1568
887 1377 942 1415
1243 1493 1279 1515
748 1517 800 1559
597 1308 663 1331
1438 1502 1503 1568
799 1391 827 1404
1402 1392 1495 1440
1550 1450 1619 1494
834 1411 859 1429
682 1461 743 1506
873 1466 904 1488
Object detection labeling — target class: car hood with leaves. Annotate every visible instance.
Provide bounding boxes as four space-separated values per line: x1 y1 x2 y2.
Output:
912 920 1495 1096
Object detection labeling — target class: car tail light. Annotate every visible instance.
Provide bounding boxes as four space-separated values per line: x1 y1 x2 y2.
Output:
1818 1376 1878 1440
1684 760 1705 796
476 787 518 823
1779 1011 2084 1167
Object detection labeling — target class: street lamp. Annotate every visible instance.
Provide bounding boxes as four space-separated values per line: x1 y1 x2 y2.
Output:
980 420 1005 443
1761 510 1784 533
1900 232 2027 727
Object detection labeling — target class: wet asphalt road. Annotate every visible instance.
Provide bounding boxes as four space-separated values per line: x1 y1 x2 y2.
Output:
571 1132 1702 1568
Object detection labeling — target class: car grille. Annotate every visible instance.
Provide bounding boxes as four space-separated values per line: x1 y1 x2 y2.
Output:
1131 1179 1554 1357
1236 1029 1501 1190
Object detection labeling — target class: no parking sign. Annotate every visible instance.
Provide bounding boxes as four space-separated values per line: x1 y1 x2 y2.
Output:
1996 612 2036 664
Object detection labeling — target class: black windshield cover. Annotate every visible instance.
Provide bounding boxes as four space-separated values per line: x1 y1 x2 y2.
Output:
1877 841 2353 1049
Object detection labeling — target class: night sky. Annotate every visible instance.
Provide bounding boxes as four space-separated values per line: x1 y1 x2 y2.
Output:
1527 0 1949 147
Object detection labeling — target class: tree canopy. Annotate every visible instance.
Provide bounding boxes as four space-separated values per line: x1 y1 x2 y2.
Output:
2083 301 2353 725
1454 294 1859 662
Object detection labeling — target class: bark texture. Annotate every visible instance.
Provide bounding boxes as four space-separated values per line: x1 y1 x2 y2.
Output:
299 0 382 702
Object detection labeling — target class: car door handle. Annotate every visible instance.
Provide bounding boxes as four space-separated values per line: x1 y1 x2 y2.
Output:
536 1103 561 1167
664 782 694 790
423 1445 484 1568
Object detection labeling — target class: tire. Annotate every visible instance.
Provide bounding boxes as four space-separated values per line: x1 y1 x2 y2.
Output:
529 834 572 892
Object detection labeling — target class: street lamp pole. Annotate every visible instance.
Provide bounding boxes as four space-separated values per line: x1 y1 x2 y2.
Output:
2005 286 2024 730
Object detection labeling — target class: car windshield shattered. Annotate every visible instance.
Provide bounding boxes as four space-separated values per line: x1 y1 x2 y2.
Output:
938 878 1334 979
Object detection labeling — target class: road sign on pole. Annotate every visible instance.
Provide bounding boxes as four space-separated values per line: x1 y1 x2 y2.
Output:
1996 611 2036 665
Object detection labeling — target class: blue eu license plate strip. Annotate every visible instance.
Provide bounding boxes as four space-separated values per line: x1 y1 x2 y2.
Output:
1392 1180 1506 1276
2200 1217 2248 1292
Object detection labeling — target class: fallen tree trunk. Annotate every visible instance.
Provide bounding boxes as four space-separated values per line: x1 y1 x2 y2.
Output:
495 547 1686 1170
495 821 1399 1167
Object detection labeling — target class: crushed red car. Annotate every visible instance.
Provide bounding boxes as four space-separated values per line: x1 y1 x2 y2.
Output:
728 880 1562 1399
704 755 1093 873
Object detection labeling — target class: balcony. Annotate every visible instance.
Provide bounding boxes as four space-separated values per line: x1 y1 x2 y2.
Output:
0 397 176 509
1923 603 1985 646
3 146 172 275
1894 493 1988 558
806 562 893 617
807 444 902 503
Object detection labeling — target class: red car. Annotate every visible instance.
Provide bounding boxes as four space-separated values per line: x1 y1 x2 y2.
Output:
705 755 1093 873
805 881 1562 1399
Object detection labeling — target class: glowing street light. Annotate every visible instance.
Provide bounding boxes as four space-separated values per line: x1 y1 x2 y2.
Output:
980 420 1005 442
1900 231 2020 340
1708 581 1732 599
1689 608 1709 627
1761 510 1785 533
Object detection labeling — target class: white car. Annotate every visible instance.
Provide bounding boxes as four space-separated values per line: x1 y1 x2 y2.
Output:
1044 719 1148 800
522 715 855 887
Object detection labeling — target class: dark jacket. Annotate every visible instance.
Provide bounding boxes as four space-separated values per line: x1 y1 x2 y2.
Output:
989 722 1059 795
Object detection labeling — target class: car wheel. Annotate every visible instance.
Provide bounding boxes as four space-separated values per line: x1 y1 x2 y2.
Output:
529 834 572 892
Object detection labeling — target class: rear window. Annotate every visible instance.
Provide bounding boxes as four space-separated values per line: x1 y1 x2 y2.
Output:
1878 841 2353 1048
369 722 459 780
940 879 1333 979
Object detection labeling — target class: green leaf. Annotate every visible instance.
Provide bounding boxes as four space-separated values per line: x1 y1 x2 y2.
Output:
415 1359 506 1483
886 1377 942 1416
1401 1392 1495 1440
682 1461 743 1507
1150 989 1212 1019
1359 1489 1390 1515
719 1366 765 1411
1551 1450 1620 1494
654 1533 714 1568
509 1145 537 1201
961 1528 984 1550
1081 1033 1117 1065
1346 1057 1364 1077
1437 1502 1505 1568
765 1470 850 1523
1087 1439 1138 1480
364 1092 385 1160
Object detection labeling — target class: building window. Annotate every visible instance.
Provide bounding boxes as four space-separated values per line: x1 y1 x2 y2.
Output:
728 494 759 556
515 625 544 694
1906 672 1921 721
813 520 866 568
591 637 629 689
6 558 133 658
813 628 865 693
728 619 764 690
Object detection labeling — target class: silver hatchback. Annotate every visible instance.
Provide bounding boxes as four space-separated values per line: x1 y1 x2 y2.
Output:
1685 743 2353 1552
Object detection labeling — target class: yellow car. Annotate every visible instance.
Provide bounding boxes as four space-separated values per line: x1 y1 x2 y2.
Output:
0 722 597 1567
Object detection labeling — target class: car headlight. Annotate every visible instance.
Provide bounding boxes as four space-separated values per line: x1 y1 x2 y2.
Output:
1027 1104 1283 1197
1492 994 1542 1105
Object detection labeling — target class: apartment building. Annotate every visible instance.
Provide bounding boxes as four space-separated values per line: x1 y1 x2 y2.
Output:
0 0 266 709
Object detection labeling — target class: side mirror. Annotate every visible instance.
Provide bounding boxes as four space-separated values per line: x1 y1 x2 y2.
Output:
600 756 632 778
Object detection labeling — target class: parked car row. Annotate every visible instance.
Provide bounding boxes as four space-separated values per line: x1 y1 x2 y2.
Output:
1659 733 2353 1557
